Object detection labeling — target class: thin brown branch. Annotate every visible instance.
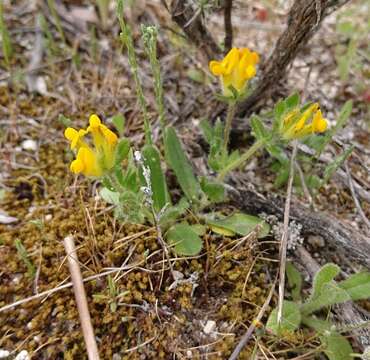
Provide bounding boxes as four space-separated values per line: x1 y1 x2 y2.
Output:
345 161 370 231
224 0 233 53
230 187 370 269
238 0 351 116
168 0 221 60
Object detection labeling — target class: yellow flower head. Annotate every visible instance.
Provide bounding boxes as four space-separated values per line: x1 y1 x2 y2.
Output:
64 114 118 177
281 103 328 140
209 47 259 97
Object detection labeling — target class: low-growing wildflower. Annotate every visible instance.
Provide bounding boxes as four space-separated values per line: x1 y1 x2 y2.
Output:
209 47 259 97
64 114 118 177
281 103 328 140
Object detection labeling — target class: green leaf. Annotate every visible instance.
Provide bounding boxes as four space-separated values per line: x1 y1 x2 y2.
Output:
187 68 205 83
300 263 350 315
191 224 207 236
273 99 286 133
206 212 270 238
200 177 225 203
320 332 353 360
286 262 303 302
115 138 130 165
309 263 340 300
301 282 350 315
339 272 370 301
119 190 146 223
100 187 120 205
266 301 301 335
285 92 300 110
142 144 171 212
164 127 202 204
166 222 202 256
58 114 72 128
199 119 213 144
250 115 269 141
112 114 126 136
322 146 353 185
158 198 189 229
273 164 290 188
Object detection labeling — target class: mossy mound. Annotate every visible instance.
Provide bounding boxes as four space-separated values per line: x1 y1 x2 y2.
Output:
0 144 305 359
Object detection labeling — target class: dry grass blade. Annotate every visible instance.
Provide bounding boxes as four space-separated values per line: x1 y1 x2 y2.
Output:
277 141 298 324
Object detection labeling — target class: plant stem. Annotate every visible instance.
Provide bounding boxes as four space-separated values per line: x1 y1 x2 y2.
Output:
223 102 236 155
217 139 264 181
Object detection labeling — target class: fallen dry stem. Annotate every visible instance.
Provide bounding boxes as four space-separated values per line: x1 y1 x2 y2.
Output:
277 141 298 324
63 235 100 360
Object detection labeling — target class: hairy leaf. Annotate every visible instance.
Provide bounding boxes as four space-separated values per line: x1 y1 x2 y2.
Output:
164 127 201 204
266 301 301 335
166 222 202 256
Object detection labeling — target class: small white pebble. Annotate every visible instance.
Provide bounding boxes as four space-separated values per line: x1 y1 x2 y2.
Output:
0 350 10 359
203 320 216 334
21 139 38 152
15 350 30 360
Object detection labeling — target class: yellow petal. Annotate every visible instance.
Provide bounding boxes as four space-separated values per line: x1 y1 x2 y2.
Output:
209 61 224 76
64 127 78 142
89 114 102 128
250 52 260 65
70 158 84 174
312 110 327 132
245 65 256 79
101 126 118 145
222 47 239 75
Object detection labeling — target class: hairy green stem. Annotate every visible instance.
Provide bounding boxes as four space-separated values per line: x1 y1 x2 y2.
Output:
217 139 264 181
116 0 152 145
223 102 236 155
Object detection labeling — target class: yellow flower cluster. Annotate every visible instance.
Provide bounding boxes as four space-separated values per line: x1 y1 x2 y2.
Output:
64 114 118 177
209 47 260 97
281 103 328 140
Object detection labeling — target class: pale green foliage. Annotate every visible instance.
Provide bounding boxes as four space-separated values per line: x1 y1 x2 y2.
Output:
266 301 301 335
141 25 166 130
112 114 126 136
15 239 35 278
164 127 202 205
96 0 110 29
46 0 66 45
117 0 151 144
205 213 270 238
93 275 129 313
166 223 202 256
286 261 302 302
267 263 370 360
0 1 13 68
39 13 59 57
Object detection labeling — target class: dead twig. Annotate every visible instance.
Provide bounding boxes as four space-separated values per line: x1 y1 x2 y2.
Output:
277 141 298 324
345 161 370 231
168 0 221 60
63 235 100 360
238 0 351 116
224 0 233 53
230 187 370 269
